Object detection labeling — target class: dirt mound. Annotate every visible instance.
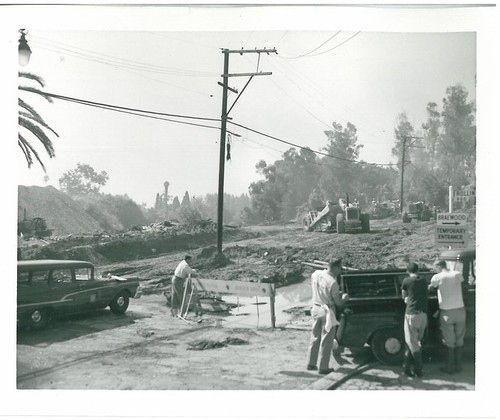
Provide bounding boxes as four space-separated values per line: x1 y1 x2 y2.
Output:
18 185 102 235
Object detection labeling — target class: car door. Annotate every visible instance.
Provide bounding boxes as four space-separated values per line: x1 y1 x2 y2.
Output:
17 269 51 310
73 267 105 309
48 268 82 314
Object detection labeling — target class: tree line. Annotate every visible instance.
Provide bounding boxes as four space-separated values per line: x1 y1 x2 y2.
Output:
244 84 476 224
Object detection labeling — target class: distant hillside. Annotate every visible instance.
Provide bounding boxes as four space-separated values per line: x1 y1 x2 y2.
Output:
18 185 102 235
18 186 147 235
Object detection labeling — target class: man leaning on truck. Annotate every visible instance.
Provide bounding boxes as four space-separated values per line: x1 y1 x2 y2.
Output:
401 262 428 378
429 259 466 374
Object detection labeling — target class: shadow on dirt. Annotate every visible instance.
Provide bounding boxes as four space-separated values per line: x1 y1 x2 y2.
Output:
17 310 150 346
279 370 319 378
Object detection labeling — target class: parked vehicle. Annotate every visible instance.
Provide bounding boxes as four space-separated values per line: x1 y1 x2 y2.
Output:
402 201 432 223
336 248 475 365
369 201 393 220
17 259 142 329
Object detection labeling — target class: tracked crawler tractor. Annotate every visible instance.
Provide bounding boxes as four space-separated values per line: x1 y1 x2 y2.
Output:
303 195 370 233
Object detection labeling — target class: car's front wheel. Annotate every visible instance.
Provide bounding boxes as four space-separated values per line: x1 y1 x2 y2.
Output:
371 327 405 365
110 291 130 314
26 309 49 329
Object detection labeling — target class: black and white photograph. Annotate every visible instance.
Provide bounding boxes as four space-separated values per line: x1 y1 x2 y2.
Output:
1 2 497 420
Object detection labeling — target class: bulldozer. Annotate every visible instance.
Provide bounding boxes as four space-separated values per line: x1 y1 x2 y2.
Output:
17 209 53 238
303 195 370 233
402 201 432 223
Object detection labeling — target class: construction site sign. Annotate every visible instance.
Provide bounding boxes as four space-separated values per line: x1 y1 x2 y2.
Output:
435 225 469 248
436 213 469 226
193 278 274 298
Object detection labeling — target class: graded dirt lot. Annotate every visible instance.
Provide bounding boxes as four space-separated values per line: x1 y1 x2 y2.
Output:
16 215 476 390
17 294 475 390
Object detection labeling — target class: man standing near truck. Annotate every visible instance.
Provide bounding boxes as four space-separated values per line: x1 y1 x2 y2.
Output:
401 262 428 378
429 259 466 374
306 258 349 375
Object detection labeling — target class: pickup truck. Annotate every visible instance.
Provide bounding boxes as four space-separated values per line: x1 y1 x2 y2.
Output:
336 248 475 364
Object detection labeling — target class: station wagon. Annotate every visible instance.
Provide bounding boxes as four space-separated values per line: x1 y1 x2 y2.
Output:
17 259 142 329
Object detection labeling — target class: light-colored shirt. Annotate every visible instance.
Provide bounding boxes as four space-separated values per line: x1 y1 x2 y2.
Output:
174 260 195 279
311 269 341 307
430 270 464 310
310 269 341 329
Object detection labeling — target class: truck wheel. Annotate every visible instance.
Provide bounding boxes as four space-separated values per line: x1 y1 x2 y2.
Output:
110 291 130 314
371 327 405 365
336 213 346 233
27 309 49 330
361 214 370 233
402 213 410 223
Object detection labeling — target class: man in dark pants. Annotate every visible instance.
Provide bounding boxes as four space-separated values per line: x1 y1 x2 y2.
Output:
306 258 349 375
401 262 428 378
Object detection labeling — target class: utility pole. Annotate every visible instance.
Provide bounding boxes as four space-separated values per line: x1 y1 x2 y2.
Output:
217 48 277 254
399 135 424 214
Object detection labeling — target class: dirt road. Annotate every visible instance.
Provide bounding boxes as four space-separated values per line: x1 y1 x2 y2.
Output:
17 293 474 391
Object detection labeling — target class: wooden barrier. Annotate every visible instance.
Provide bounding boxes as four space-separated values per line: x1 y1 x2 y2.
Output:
193 278 276 328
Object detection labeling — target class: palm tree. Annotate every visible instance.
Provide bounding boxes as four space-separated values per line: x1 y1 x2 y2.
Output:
18 72 59 171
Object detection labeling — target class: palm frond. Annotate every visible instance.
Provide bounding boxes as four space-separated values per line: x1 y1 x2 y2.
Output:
18 72 46 87
19 98 43 121
19 110 59 138
19 134 47 172
18 86 53 103
18 135 33 168
19 116 56 158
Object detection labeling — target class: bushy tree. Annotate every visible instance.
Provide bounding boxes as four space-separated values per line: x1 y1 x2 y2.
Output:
319 122 363 200
59 163 109 196
248 160 285 223
391 84 476 209
438 84 476 187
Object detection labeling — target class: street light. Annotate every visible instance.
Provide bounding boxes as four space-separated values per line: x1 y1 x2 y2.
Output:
18 29 31 67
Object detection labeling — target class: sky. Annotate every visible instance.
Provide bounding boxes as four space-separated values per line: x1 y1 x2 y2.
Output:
12 11 478 207
1 4 498 419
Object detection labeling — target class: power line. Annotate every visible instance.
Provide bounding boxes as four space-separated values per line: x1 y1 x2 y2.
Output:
30 35 219 77
299 32 361 58
20 88 396 167
23 89 221 123
229 120 395 167
280 31 360 59
282 31 341 59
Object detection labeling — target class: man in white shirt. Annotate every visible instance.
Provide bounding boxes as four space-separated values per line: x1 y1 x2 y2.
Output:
171 255 199 317
306 258 349 375
429 260 466 374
